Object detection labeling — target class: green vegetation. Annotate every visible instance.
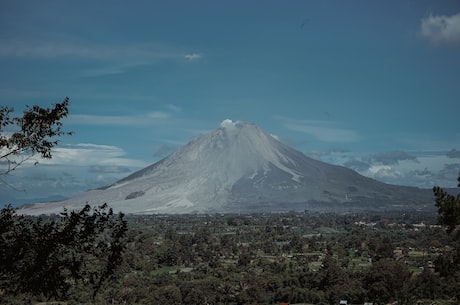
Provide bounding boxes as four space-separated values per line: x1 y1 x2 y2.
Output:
0 204 127 303
433 174 460 234
1 101 459 304
3 210 456 305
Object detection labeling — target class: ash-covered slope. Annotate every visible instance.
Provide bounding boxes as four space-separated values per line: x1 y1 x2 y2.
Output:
20 120 433 215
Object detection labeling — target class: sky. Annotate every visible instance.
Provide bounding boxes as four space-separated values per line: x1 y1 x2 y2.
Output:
1 0 460 206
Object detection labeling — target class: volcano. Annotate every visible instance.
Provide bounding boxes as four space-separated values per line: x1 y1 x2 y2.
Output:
20 120 433 214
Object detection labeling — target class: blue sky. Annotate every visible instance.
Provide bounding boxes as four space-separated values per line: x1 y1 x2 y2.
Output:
1 0 460 205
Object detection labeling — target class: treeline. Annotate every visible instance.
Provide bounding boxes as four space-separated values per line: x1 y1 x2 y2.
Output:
1 211 459 305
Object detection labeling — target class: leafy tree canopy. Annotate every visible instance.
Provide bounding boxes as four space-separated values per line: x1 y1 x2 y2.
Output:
0 98 128 302
0 97 72 176
433 174 460 234
0 203 128 302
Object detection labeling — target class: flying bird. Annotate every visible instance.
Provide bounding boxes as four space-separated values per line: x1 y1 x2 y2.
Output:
300 18 310 29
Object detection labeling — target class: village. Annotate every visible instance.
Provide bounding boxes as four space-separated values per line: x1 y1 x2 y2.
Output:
102 210 458 305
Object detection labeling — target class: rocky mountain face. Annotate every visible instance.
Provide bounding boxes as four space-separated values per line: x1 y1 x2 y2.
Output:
19 120 434 215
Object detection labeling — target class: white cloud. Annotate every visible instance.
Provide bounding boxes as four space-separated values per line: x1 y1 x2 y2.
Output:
147 111 170 119
164 104 181 112
0 39 206 66
184 53 203 61
89 165 131 174
1 143 149 204
68 114 139 125
0 40 163 60
40 143 148 168
220 118 236 129
367 165 402 179
314 149 459 188
78 62 149 77
68 112 171 126
420 12 460 45
369 151 417 165
284 121 360 143
276 116 361 143
288 123 360 143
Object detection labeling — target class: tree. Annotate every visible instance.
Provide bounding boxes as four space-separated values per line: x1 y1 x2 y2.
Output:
433 174 460 302
0 98 72 176
0 203 127 302
433 174 460 234
314 254 363 305
363 259 412 305
411 265 442 300
0 99 129 302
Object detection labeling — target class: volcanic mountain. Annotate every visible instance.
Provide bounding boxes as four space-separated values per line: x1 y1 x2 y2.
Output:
20 120 433 214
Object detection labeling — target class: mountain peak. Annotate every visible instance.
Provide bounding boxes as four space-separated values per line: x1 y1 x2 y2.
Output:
218 119 260 136
19 121 433 215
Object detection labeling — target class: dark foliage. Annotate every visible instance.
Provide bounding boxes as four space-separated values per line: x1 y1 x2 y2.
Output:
433 174 460 234
87 211 458 305
0 203 127 301
0 98 72 175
